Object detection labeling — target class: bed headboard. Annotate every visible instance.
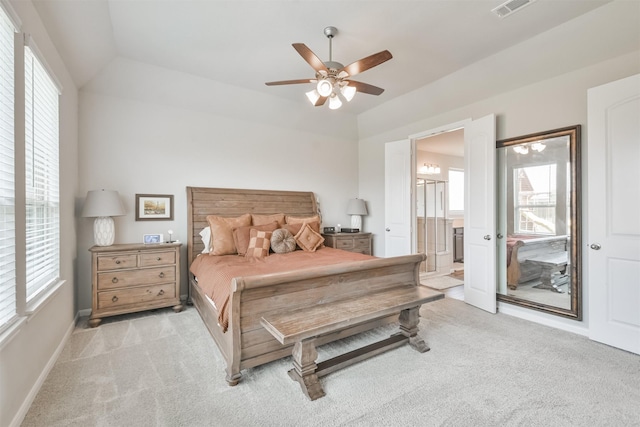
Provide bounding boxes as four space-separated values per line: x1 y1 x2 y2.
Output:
186 187 319 266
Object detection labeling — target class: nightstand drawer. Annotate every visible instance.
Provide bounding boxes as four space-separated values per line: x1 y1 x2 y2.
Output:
97 254 137 271
97 283 176 310
354 238 370 249
140 251 176 267
97 266 176 290
321 232 372 256
336 239 355 250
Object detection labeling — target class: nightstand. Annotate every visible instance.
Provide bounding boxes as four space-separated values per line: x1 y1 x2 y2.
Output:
322 232 372 256
88 242 183 327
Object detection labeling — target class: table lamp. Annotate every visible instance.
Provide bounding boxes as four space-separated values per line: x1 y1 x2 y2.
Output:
82 189 126 246
347 198 367 231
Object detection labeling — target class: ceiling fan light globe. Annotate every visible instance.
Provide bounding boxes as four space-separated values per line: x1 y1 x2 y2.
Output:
341 85 356 102
329 94 342 110
306 89 321 105
317 79 333 97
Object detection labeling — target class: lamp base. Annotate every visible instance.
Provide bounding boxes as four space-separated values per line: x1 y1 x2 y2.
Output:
350 215 362 231
94 216 115 246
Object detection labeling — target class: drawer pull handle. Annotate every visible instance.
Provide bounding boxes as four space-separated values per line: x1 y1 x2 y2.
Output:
112 296 118 302
158 289 165 296
156 257 161 261
112 277 118 284
159 272 165 278
115 260 121 265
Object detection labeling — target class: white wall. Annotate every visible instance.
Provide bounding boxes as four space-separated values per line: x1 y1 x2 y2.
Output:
0 1 78 426
76 59 361 311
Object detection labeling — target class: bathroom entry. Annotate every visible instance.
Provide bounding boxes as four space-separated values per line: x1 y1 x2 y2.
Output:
416 179 449 273
415 129 465 275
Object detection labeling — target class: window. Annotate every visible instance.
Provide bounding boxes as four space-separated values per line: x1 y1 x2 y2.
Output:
448 169 464 212
0 4 15 328
24 45 59 301
0 2 61 334
514 164 556 234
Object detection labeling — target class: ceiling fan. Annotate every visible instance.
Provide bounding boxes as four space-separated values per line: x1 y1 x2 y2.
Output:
265 26 392 110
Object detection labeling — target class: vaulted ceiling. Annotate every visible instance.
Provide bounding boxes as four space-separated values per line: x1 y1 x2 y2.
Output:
31 0 638 116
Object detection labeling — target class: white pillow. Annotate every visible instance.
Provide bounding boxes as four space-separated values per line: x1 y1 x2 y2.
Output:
199 226 212 254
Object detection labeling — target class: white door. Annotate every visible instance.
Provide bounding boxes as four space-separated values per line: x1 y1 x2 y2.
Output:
385 139 413 256
463 114 497 313
587 74 640 355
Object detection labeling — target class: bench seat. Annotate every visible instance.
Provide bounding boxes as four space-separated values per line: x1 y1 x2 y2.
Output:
260 285 444 400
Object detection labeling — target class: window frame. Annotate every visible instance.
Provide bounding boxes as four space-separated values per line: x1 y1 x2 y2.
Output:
0 0 64 341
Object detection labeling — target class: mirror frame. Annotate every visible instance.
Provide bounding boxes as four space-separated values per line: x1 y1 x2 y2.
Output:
496 125 582 320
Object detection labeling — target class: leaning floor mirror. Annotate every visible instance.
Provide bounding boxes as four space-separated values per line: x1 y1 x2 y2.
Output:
496 125 582 319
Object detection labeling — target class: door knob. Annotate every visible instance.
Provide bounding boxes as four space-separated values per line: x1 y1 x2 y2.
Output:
385 228 390 232
484 235 491 240
590 243 602 250
497 233 504 239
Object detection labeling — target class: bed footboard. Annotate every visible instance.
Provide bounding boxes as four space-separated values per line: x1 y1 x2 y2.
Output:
222 253 427 385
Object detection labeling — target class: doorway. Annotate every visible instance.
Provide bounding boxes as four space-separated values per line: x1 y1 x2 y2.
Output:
415 129 465 298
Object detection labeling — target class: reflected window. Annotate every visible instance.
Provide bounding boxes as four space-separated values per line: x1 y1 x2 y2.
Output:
514 164 556 235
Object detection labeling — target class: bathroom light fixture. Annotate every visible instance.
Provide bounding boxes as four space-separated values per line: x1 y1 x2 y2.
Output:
419 163 441 174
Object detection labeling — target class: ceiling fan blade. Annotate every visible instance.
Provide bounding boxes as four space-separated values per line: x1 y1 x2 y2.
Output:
314 96 328 106
340 50 392 78
348 80 385 96
292 43 328 73
265 79 314 86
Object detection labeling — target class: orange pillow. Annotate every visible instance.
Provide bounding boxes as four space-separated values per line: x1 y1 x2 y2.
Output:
294 223 324 252
286 214 320 225
246 229 273 258
283 220 320 236
252 213 285 227
206 214 251 256
233 221 279 256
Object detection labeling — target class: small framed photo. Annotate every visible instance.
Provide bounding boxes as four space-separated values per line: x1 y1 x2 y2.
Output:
143 234 164 244
135 194 174 221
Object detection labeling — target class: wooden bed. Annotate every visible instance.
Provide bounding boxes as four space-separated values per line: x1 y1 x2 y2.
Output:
186 187 426 386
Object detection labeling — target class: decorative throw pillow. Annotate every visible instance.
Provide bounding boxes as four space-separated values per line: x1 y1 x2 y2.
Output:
252 213 285 227
270 228 297 254
199 226 212 254
245 228 273 258
294 223 325 252
283 220 321 236
233 221 279 256
206 214 252 256
286 215 321 225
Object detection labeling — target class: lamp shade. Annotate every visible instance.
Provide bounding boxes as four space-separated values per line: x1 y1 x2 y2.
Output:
347 198 367 216
81 190 125 218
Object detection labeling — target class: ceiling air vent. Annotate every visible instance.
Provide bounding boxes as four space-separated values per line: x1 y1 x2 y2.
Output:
491 0 537 18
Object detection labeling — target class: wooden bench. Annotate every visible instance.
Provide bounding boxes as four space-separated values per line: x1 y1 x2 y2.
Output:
526 251 569 293
260 285 444 400
507 235 568 290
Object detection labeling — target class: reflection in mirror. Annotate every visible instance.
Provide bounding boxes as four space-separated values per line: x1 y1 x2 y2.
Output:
496 126 581 319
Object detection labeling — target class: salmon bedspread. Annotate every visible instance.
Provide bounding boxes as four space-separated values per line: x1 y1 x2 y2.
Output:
189 247 374 332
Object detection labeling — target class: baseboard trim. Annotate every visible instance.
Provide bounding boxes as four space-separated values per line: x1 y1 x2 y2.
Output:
498 302 588 336
10 313 78 427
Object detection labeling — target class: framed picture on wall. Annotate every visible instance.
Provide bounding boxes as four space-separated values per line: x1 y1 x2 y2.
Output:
135 194 174 221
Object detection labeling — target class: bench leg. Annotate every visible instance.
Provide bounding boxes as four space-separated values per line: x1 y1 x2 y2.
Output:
288 339 325 401
399 306 430 353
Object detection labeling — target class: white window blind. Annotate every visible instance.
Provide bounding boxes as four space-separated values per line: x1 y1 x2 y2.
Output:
0 5 16 328
24 45 59 300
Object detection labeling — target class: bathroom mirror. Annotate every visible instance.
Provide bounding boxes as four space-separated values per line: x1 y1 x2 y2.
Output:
496 125 582 319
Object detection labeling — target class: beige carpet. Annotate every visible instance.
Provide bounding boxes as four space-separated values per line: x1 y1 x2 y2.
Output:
21 299 640 426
